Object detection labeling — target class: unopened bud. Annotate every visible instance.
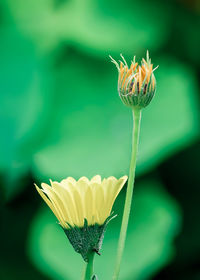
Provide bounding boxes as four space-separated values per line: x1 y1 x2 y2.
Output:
110 51 158 109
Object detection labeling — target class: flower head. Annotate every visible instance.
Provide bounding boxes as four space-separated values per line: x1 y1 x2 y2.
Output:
110 51 158 109
35 175 127 261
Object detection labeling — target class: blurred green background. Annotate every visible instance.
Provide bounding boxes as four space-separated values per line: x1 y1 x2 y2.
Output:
0 0 200 279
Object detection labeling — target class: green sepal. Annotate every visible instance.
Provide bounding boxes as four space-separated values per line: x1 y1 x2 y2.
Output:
63 214 116 262
119 72 156 109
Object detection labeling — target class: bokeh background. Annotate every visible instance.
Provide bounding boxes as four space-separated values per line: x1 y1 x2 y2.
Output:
0 0 200 279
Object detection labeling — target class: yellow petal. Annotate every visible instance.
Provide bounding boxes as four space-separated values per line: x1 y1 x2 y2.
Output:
102 176 127 221
41 183 66 227
50 181 75 227
62 181 81 226
35 184 66 227
91 175 101 184
94 183 105 224
84 186 93 225
78 176 90 184
61 177 76 187
35 184 61 222
73 189 85 227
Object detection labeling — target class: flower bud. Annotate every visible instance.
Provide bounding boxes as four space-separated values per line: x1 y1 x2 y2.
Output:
110 51 158 109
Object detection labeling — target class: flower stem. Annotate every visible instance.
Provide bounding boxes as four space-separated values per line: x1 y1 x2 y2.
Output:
83 251 95 280
112 108 142 280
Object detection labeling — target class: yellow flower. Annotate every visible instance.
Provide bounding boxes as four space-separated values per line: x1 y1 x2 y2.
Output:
35 175 127 261
110 51 158 109
35 175 127 229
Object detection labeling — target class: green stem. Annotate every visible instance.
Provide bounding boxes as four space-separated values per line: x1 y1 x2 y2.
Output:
83 251 95 280
112 108 142 280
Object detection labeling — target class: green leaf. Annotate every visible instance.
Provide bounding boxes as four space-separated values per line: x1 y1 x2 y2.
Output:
28 179 181 279
2 0 172 54
0 29 53 198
